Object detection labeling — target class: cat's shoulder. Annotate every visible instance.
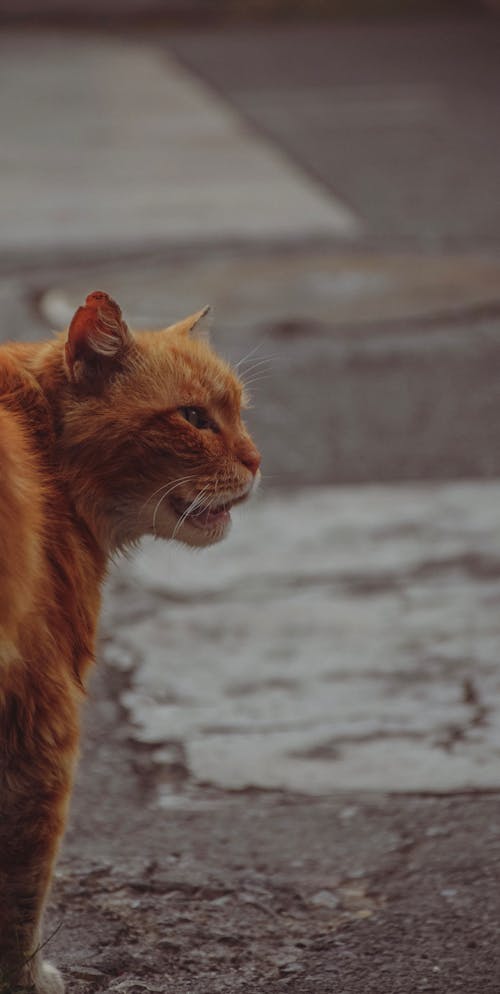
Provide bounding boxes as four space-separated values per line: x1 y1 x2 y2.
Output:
0 347 31 463
0 345 45 515
0 400 45 640
0 341 33 394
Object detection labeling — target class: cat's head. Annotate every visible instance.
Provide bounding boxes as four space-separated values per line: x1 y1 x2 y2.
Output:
59 291 260 552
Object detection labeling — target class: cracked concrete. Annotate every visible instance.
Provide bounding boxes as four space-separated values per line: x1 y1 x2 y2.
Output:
101 482 500 795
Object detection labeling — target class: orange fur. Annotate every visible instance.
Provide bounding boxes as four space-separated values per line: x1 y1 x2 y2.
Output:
0 293 260 992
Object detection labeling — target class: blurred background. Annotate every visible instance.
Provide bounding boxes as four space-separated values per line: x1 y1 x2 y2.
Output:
2 2 500 991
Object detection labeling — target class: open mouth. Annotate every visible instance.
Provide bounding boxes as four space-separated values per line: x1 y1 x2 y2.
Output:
170 495 234 530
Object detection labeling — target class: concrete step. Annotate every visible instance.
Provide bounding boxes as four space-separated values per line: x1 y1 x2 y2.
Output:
37 247 500 485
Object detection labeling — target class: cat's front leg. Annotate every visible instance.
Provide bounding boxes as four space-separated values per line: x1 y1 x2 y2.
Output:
0 809 68 994
0 694 77 994
0 789 69 994
18 949 65 994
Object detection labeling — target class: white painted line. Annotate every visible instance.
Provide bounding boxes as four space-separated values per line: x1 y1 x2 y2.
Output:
0 32 361 252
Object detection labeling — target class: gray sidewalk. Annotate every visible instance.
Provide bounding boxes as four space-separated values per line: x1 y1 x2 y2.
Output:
1 15 500 994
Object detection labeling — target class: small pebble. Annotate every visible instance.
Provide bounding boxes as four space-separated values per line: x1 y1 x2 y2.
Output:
72 968 107 982
310 889 340 909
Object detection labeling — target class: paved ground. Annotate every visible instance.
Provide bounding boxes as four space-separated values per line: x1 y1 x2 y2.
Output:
112 482 500 795
0 30 357 256
168 17 500 246
1 12 500 993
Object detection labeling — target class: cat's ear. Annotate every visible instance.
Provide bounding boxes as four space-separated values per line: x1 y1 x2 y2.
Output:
65 291 134 384
175 305 212 344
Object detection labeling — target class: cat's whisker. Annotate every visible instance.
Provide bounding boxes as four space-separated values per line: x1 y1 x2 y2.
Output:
240 372 273 389
240 364 276 387
188 485 212 517
172 492 201 538
151 477 197 534
233 342 265 371
203 489 220 514
239 356 277 378
152 487 187 535
145 474 197 509
242 369 273 382
240 369 276 390
172 485 211 539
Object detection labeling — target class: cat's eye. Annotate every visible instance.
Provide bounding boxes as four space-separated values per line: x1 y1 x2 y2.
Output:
179 406 214 431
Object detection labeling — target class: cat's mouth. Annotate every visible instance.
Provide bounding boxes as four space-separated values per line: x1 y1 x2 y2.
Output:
170 495 236 531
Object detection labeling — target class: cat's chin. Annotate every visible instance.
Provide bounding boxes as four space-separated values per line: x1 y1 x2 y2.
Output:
145 485 253 548
164 495 234 547
178 527 230 548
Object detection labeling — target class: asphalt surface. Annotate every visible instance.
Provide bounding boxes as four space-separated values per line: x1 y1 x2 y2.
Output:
1 13 500 994
49 659 500 994
167 16 500 246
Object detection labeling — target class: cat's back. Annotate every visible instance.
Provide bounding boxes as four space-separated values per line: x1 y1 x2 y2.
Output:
0 346 45 645
0 341 103 684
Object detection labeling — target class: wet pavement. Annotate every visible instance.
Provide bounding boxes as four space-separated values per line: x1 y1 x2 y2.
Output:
2 12 500 993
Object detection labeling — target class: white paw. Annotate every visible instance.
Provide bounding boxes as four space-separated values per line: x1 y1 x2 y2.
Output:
34 961 65 994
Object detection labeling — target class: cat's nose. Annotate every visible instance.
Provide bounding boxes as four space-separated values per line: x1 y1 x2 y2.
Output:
238 440 261 477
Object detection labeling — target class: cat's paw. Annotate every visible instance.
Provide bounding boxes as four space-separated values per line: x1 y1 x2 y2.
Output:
33 961 65 994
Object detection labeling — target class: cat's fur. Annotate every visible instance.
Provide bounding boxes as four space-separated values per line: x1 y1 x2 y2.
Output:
0 291 260 993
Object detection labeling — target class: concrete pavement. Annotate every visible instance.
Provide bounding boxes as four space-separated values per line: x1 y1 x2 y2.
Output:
109 481 500 795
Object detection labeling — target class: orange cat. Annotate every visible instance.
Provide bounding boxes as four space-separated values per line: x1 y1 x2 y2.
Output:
0 291 260 993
